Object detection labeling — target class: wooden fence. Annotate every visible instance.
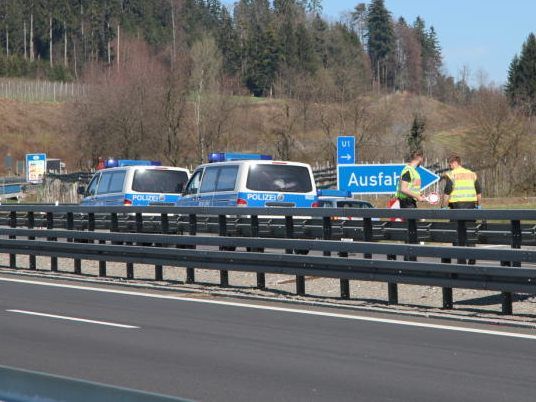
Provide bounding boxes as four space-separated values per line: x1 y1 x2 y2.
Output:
0 78 87 102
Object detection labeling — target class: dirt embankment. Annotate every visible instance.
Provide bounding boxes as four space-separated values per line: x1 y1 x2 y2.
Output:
0 98 75 174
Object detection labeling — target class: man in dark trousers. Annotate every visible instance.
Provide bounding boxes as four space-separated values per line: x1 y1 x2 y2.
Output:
395 150 428 208
440 154 481 209
441 154 482 265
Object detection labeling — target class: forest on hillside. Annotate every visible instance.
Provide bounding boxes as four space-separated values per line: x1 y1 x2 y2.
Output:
1 0 460 99
0 0 535 195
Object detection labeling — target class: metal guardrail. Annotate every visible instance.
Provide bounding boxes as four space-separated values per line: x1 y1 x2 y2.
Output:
0 205 535 315
0 365 188 402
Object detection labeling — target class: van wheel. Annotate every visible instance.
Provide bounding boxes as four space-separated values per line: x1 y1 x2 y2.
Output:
294 249 309 255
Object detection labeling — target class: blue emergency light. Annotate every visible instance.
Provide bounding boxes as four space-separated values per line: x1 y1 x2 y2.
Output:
104 159 161 168
208 152 272 163
317 189 352 198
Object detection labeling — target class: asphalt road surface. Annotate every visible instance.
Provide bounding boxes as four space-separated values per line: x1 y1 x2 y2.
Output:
1 275 535 402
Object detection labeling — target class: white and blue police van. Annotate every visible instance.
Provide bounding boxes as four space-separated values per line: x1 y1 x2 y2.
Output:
80 159 190 206
176 153 318 208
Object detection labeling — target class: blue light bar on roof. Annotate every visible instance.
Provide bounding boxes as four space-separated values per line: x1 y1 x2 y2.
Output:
317 189 352 198
104 159 161 168
208 152 272 163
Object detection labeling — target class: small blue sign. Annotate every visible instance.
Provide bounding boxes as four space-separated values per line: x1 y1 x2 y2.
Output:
337 136 355 165
338 164 440 195
26 153 47 184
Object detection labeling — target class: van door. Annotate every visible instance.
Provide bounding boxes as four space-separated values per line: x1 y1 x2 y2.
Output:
177 169 203 206
81 173 100 205
95 170 126 205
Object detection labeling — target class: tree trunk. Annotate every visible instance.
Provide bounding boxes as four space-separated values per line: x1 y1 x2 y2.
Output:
107 22 111 64
23 21 27 59
117 24 120 71
5 25 8 56
73 39 77 78
30 13 34 61
81 3 86 64
171 0 176 63
64 20 68 67
49 16 53 67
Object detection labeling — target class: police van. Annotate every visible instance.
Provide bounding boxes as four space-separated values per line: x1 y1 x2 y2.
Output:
80 159 190 206
176 153 318 208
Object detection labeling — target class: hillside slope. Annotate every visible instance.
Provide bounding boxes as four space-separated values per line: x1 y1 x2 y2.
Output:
0 99 75 174
0 93 467 175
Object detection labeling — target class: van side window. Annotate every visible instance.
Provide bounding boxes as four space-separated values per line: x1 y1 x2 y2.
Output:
216 166 238 191
200 167 219 193
97 172 113 194
86 174 100 196
185 170 203 195
108 171 126 193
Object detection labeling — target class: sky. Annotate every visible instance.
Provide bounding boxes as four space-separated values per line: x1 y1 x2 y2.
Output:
320 0 536 86
222 0 536 86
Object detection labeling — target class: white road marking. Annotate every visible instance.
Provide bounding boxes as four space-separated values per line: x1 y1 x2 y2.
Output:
6 309 139 329
1 276 535 340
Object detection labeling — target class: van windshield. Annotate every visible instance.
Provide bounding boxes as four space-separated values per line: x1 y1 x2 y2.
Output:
132 169 188 194
246 165 312 193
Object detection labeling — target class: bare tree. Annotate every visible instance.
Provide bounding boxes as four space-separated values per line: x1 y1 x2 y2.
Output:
190 35 224 163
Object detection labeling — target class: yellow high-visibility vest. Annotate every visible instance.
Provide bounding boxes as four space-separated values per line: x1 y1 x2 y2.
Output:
446 166 477 203
396 165 421 200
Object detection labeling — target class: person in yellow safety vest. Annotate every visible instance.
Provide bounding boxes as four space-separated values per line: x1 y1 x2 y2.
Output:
440 154 482 209
395 150 429 208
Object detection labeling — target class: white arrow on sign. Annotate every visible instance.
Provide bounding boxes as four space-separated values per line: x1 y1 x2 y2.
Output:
341 154 352 161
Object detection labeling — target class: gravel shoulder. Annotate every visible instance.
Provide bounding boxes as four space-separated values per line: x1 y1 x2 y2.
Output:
1 252 535 327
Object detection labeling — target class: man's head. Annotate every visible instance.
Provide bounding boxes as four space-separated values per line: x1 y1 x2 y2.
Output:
409 150 424 166
447 154 461 169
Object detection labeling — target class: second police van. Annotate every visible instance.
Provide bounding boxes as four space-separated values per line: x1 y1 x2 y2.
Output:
176 153 318 208
80 159 190 206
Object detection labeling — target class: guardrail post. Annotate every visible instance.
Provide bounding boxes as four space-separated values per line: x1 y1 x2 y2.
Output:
322 217 332 257
511 220 522 267
443 219 468 310
86 212 105 277
9 211 17 269
386 253 398 305
501 220 522 315
125 213 142 279
47 212 58 272
456 220 467 264
111 212 119 231
27 211 36 270
406 219 418 261
251 215 265 290
363 217 373 259
325 216 350 299
66 212 74 243
186 214 196 284
501 292 513 315
286 215 305 296
155 213 168 281
218 214 229 287
135 212 143 233
96 213 105 277
69 212 81 274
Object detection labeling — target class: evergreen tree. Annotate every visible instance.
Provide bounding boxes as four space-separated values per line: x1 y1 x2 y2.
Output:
413 17 442 96
406 114 426 154
506 33 536 114
505 54 520 102
366 0 395 88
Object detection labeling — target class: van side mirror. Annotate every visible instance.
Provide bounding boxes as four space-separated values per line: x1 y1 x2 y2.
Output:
77 185 86 195
176 183 185 194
